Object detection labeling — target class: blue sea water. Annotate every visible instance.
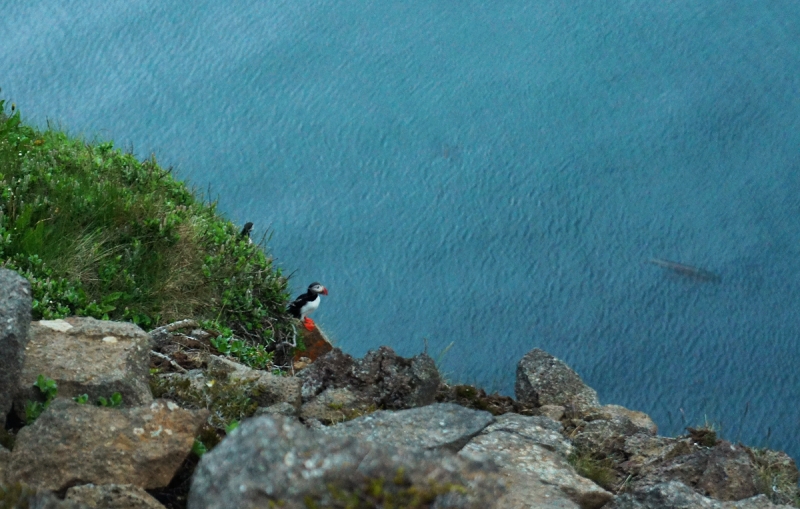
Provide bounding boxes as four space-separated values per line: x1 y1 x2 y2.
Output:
2 1 799 458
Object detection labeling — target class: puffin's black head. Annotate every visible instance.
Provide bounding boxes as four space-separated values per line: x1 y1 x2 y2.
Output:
308 282 328 296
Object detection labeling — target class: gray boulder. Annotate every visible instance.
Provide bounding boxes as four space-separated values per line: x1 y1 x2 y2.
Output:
8 399 208 491
188 414 505 509
322 403 495 452
298 346 440 410
461 414 613 509
15 317 153 419
208 355 302 409
515 348 599 411
0 268 32 420
606 481 794 509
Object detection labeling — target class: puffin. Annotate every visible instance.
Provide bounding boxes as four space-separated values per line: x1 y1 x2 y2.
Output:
287 282 328 330
240 222 254 243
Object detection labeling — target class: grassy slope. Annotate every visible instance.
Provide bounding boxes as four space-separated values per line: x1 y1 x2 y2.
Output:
0 100 293 354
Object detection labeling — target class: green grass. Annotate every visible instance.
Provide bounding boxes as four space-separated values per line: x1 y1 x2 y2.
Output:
0 99 293 348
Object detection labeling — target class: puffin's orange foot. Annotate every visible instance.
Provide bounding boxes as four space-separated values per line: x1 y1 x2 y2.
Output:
303 317 315 331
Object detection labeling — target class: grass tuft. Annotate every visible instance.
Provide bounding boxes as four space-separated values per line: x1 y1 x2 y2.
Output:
0 100 293 350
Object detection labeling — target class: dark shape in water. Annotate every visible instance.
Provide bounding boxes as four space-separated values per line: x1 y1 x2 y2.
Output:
647 258 721 283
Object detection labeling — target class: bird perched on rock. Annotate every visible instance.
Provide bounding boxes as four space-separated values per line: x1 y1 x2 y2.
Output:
288 282 328 330
240 222 253 243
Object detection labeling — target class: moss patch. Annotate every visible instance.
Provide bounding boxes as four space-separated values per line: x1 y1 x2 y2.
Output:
568 450 618 491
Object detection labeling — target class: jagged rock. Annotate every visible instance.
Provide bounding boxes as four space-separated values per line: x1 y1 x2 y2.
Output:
8 399 208 491
750 448 800 505
0 445 10 484
627 439 760 501
298 346 440 410
538 404 566 421
606 481 794 509
188 414 505 509
322 403 495 452
572 405 658 457
435 383 537 416
14 317 153 419
515 348 599 412
253 401 298 417
0 269 32 420
699 442 760 501
621 433 689 475
585 405 657 434
461 414 613 509
208 355 301 408
299 387 373 424
65 484 166 509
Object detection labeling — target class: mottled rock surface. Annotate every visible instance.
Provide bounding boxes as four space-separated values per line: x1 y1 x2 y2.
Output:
299 386 372 424
461 414 612 509
0 268 32 419
65 484 166 509
515 348 599 411
189 414 505 509
299 346 440 410
15 317 153 418
211 355 302 409
628 439 759 501
8 399 208 491
323 403 495 452
571 404 659 458
606 481 794 509
698 442 760 500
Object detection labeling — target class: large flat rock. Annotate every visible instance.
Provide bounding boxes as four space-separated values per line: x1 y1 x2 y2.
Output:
461 414 613 509
8 399 208 491
322 403 495 452
189 414 504 509
15 317 153 418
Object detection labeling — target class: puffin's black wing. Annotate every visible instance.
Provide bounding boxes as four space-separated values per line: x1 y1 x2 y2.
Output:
287 292 312 318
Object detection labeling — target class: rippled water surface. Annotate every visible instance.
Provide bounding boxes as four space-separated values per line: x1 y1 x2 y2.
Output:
2 0 799 458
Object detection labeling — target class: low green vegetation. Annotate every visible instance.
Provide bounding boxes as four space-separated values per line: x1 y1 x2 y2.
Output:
25 374 126 424
97 392 123 408
24 374 58 424
301 470 469 509
567 449 617 491
0 99 294 350
149 372 258 430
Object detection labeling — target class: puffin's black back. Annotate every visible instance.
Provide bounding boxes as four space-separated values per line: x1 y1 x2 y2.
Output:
287 283 320 317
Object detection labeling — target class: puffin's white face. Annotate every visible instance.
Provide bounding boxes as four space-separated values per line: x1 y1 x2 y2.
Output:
309 283 328 296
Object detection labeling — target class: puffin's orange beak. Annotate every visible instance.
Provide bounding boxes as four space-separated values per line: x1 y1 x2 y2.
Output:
322 287 328 296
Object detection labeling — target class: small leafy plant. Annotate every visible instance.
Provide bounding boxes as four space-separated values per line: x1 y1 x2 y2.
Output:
97 392 123 408
192 438 208 457
73 392 123 407
205 320 274 369
24 375 58 424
